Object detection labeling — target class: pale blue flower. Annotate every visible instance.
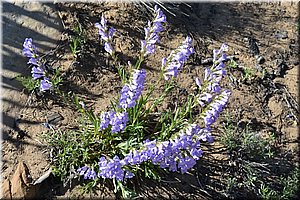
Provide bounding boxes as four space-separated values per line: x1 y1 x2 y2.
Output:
40 77 52 92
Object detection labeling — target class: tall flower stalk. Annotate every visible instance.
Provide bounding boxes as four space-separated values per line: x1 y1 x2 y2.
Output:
22 38 53 92
95 15 117 61
161 36 194 80
140 5 166 60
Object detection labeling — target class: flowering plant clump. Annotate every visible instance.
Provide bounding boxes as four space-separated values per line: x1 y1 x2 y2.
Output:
39 5 231 198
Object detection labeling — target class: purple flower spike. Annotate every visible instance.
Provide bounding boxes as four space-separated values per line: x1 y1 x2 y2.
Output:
119 69 147 109
99 111 128 133
95 15 116 56
141 5 166 56
162 36 194 80
154 5 167 23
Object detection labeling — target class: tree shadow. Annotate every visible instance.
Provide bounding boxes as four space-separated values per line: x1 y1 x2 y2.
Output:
1 2 63 146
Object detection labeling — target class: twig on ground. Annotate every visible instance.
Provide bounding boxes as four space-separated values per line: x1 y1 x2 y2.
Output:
201 56 237 65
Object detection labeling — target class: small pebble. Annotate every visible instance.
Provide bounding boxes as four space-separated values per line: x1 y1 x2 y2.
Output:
255 64 262 71
275 30 288 39
255 55 265 64
292 60 299 65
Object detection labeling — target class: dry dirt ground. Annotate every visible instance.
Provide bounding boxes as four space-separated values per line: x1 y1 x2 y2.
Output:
1 2 299 199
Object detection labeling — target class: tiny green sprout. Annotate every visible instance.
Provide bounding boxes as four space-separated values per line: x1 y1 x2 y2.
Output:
228 59 238 68
242 67 255 81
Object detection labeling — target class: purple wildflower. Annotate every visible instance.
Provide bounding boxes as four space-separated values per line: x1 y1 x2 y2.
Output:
100 111 116 130
95 15 116 56
162 37 194 80
177 155 196 174
119 69 146 109
98 156 125 181
104 42 113 55
28 57 40 66
196 43 230 110
213 43 228 64
110 112 129 133
77 166 88 176
31 66 45 80
22 38 54 92
125 170 134 179
99 111 128 133
153 5 167 23
77 166 97 180
202 90 231 127
22 38 38 58
141 5 166 56
197 92 213 107
78 124 215 180
40 77 52 92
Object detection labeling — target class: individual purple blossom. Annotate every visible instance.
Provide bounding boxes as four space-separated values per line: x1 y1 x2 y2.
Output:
31 66 46 80
119 69 147 109
197 92 213 107
178 155 196 174
141 5 166 56
28 57 40 66
153 5 167 23
104 42 113 55
125 170 134 179
196 43 229 109
22 38 38 58
77 165 88 176
162 36 194 80
40 77 52 92
83 168 92 179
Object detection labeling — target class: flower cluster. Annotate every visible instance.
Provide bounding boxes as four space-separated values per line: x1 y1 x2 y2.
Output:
100 111 128 134
22 38 52 91
162 36 194 80
141 5 166 57
119 69 147 109
195 44 228 106
202 90 231 128
76 5 231 189
95 15 116 56
77 166 97 180
195 43 231 127
78 124 213 180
